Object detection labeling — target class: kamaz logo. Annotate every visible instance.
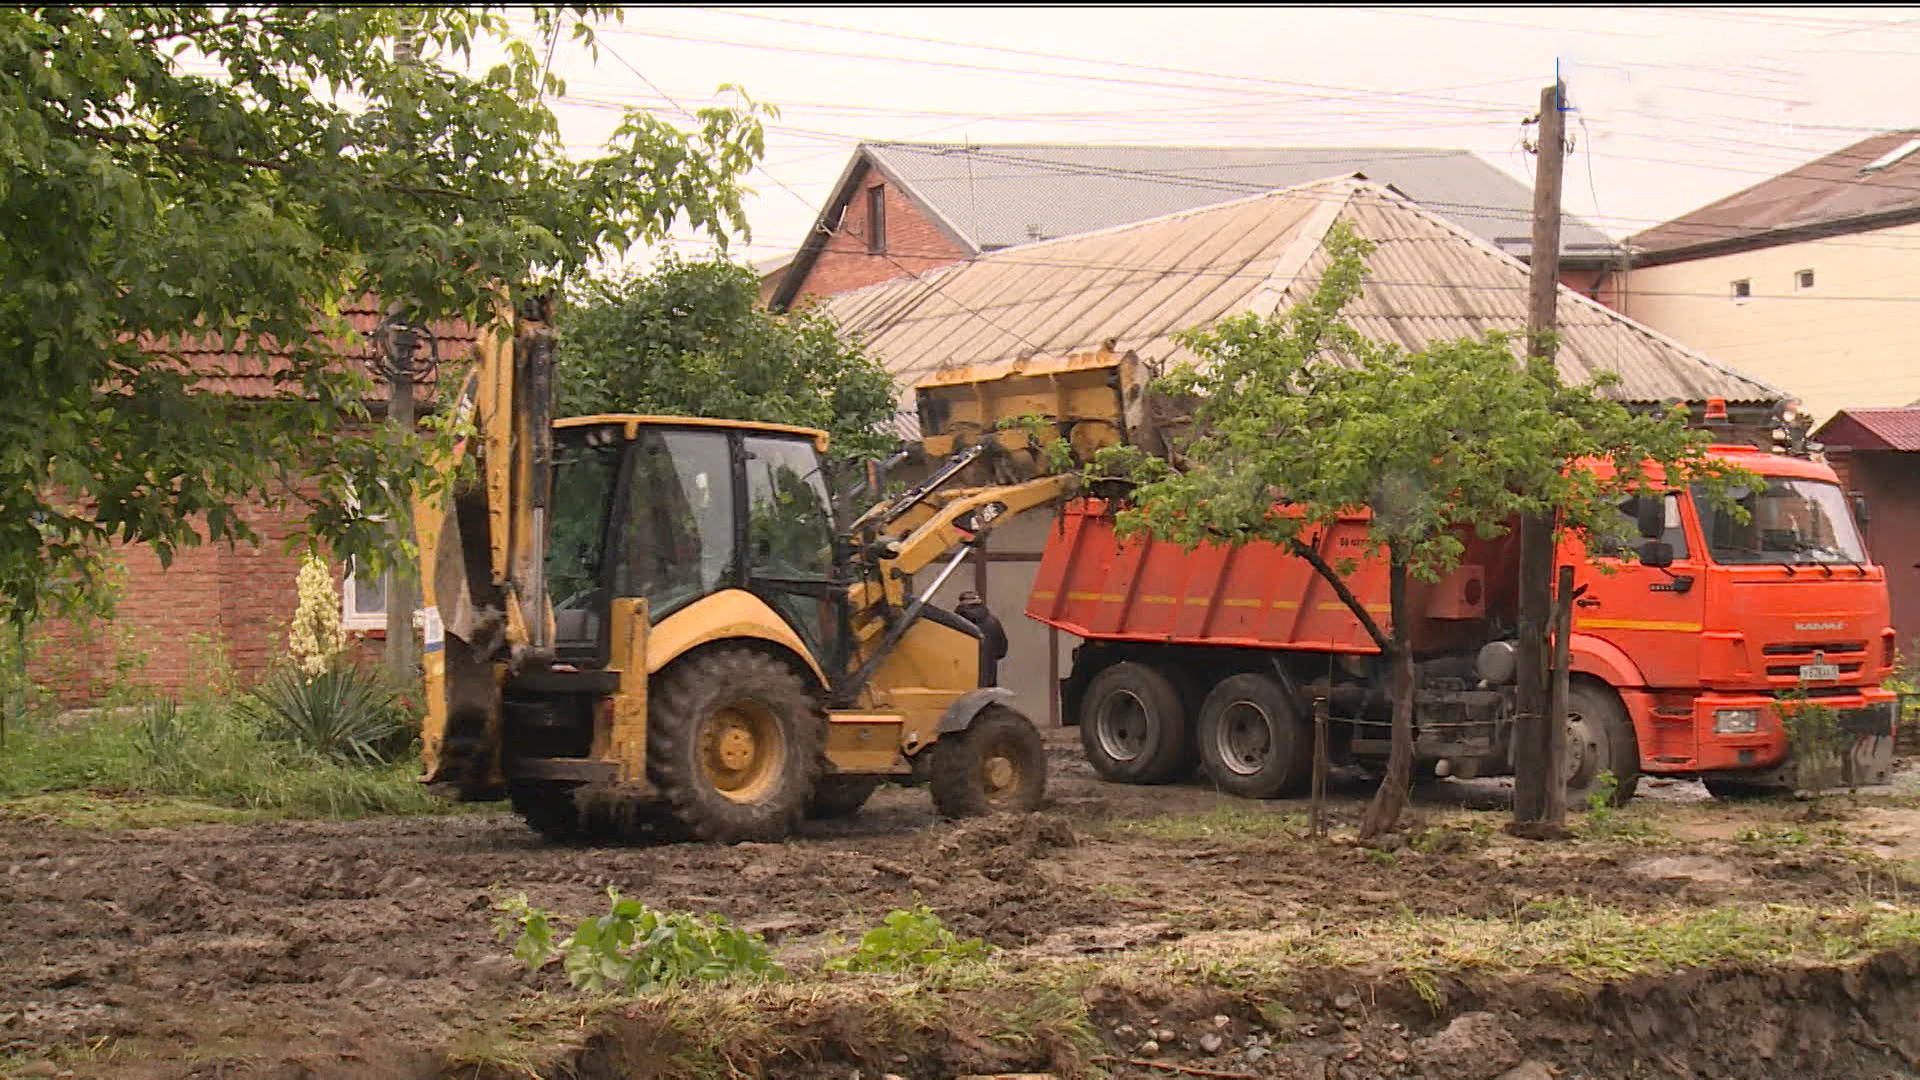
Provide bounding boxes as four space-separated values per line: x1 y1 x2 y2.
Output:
1795 621 1845 632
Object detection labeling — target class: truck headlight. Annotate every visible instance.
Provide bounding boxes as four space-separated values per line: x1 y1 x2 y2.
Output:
1713 708 1761 734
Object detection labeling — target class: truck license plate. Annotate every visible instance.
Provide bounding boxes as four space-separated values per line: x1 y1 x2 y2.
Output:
1799 663 1839 681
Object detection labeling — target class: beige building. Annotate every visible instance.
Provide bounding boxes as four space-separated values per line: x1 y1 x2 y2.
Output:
1622 129 1920 424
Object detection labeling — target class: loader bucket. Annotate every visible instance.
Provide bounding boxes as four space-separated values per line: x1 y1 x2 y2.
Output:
911 348 1175 478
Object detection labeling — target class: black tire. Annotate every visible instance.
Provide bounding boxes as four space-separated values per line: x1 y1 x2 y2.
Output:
1078 661 1191 784
1702 777 1790 800
508 780 584 842
807 775 883 819
647 648 823 844
929 705 1047 818
1565 681 1641 807
1196 672 1310 798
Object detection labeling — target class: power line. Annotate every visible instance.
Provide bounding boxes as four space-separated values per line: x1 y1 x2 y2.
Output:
683 7 1534 112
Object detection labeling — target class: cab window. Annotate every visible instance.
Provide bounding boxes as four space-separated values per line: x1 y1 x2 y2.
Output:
1595 493 1689 560
618 429 735 619
744 435 835 581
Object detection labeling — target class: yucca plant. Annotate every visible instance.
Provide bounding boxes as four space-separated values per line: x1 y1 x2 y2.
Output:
239 662 410 766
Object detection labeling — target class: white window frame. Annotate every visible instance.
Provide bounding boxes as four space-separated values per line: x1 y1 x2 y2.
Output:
341 556 388 632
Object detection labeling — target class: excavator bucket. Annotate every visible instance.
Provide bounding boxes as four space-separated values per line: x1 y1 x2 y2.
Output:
911 348 1179 480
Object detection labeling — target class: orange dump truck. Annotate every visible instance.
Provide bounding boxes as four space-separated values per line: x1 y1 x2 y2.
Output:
1030 442 1900 802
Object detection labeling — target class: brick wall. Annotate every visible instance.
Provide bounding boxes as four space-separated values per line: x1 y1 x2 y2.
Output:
25 494 389 706
783 162 969 309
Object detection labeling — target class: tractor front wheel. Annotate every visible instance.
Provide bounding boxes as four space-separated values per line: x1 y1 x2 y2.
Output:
929 706 1047 818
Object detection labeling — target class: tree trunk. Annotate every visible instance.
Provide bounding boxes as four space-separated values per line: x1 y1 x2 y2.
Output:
1358 554 1414 840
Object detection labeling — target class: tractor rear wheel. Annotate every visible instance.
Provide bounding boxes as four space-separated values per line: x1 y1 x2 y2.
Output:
1078 661 1191 784
929 706 1047 818
647 648 823 843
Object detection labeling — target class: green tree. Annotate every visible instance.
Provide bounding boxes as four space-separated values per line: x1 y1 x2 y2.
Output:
1097 223 1747 839
0 6 767 623
555 254 897 462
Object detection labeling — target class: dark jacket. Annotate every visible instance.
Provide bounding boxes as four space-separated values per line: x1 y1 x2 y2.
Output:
955 601 1008 686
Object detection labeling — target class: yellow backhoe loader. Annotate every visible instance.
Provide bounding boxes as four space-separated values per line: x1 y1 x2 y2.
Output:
413 298 1121 843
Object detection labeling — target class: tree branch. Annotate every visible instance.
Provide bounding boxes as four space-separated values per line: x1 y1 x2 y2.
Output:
1287 533 1392 653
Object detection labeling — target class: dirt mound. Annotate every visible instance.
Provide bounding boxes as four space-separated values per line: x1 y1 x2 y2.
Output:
507 946 1920 1080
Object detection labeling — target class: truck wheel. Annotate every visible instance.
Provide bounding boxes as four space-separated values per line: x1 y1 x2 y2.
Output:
807 775 883 819
1196 673 1310 798
647 648 823 843
1079 661 1190 784
1702 777 1790 800
930 706 1047 818
1565 682 1641 807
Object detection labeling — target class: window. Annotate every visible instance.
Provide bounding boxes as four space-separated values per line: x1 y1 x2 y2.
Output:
1796 268 1815 290
865 184 886 253
1731 279 1751 299
617 429 736 620
744 436 835 582
1692 479 1869 566
1595 493 1689 561
341 557 386 631
547 436 625 646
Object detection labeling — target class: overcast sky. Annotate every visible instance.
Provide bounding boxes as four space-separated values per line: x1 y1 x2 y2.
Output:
494 6 1920 268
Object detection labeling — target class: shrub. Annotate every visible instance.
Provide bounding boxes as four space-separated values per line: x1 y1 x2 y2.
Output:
496 889 782 993
238 662 411 766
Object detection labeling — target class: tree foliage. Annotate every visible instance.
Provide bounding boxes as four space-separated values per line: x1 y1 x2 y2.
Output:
0 6 768 622
555 253 897 461
1097 222 1752 836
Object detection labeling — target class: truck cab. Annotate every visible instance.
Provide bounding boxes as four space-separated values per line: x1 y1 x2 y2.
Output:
1567 444 1898 791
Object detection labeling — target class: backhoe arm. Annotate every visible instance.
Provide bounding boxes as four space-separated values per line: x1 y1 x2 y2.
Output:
416 296 558 793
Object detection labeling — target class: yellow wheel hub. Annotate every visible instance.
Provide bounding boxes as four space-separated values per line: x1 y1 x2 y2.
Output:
700 704 785 804
982 753 1020 803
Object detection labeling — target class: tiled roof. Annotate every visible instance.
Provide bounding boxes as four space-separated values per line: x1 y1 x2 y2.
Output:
1630 129 1920 259
1814 406 1920 452
824 177 1780 410
153 300 478 401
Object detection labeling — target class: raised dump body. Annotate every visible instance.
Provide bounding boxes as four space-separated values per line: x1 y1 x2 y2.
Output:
1029 500 1506 659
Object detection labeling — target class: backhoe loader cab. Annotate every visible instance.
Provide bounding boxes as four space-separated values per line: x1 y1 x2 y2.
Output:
421 395 1056 845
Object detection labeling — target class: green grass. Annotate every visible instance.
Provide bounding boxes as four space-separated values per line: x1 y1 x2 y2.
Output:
0 696 475 825
449 897 1920 1078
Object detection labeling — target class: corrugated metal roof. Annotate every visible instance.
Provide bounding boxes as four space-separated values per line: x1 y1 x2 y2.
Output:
152 301 478 401
1630 129 1920 259
864 142 1617 261
1814 407 1920 452
825 177 1780 409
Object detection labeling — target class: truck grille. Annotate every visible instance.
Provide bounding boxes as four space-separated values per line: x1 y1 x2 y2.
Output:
1761 641 1867 656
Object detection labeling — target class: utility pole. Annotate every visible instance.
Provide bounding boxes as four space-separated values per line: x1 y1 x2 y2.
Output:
1513 79 1568 829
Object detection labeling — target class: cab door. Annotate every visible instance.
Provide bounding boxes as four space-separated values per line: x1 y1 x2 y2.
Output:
740 433 853 680
1571 493 1706 689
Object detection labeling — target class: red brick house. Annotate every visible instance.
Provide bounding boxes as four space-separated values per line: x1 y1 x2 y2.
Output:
1814 406 1920 655
26 304 476 704
764 142 1621 313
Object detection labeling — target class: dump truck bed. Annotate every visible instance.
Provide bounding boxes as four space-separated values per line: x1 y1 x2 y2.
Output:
1027 499 1508 656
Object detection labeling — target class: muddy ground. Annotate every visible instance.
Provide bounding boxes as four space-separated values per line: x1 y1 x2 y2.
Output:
3 736 1918 1080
